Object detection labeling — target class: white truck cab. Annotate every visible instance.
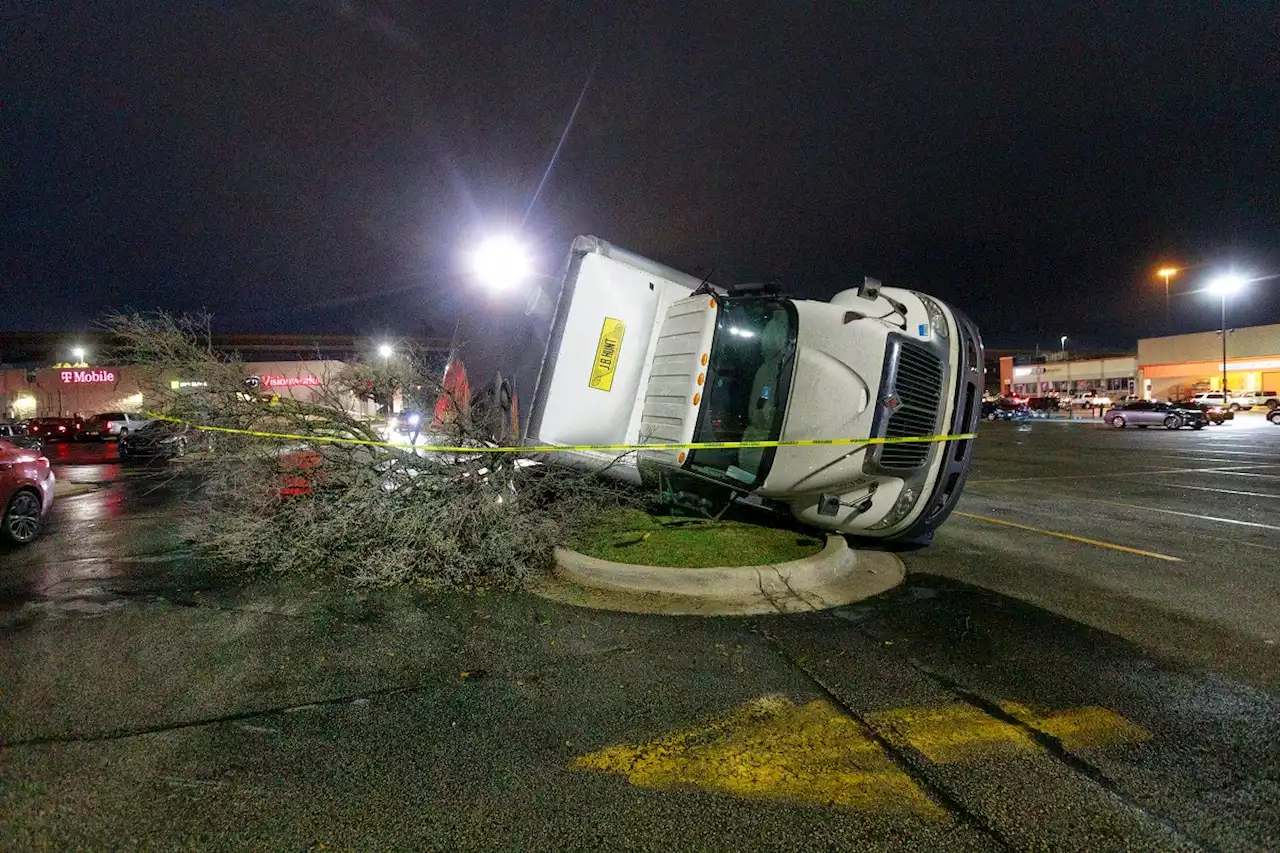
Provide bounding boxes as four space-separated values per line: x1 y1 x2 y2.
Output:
449 236 983 543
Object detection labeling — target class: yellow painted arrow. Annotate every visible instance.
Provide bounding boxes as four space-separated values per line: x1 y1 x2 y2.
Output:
572 695 1149 814
573 695 941 816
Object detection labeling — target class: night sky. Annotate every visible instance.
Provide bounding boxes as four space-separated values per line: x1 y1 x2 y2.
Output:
4 2 1278 350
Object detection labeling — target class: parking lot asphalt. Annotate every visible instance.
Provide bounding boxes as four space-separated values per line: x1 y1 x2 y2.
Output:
0 426 1276 851
918 413 1280 691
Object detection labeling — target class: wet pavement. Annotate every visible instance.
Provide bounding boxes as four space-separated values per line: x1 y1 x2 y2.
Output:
0 441 202 615
0 426 1277 851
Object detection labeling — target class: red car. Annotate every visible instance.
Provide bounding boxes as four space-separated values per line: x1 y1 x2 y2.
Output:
1 440 55 545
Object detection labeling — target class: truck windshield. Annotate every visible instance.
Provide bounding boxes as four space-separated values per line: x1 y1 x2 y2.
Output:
686 298 797 489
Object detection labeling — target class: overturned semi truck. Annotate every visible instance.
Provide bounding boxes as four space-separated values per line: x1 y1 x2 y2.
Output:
440 236 983 543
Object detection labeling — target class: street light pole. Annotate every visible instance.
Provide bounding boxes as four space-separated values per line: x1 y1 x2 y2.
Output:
1158 268 1178 332
1061 336 1070 420
1220 291 1228 404
1207 274 1246 407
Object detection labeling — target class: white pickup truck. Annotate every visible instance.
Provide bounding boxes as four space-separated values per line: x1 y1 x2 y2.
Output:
1061 391 1112 409
1191 391 1280 411
446 236 983 543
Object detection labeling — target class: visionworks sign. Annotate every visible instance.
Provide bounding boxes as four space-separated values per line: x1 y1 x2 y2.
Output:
60 370 116 384
261 375 320 388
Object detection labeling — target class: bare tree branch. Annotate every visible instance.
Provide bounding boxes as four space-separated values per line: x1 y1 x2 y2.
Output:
98 311 643 588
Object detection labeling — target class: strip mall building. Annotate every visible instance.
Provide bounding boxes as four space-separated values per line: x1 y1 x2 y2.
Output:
0 361 351 421
1136 323 1280 401
998 322 1280 401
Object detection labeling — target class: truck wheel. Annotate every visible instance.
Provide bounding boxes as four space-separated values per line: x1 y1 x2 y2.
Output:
1163 415 1180 430
1110 415 1126 428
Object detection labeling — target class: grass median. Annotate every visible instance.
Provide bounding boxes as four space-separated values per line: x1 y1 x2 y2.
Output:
568 507 825 568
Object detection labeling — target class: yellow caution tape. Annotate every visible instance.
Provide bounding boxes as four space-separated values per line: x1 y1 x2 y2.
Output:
145 412 975 454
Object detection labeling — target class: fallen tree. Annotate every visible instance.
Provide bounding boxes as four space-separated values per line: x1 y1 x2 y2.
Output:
101 311 638 588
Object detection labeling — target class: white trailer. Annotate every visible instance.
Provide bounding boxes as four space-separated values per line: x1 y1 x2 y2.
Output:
448 236 983 543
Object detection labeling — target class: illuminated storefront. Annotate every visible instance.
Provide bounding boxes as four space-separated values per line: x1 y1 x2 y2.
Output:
1 360 348 420
999 355 1137 397
1136 323 1280 401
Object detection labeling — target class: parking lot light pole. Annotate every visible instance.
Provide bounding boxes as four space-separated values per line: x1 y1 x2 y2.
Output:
1061 336 1070 419
1157 268 1178 331
1207 274 1246 405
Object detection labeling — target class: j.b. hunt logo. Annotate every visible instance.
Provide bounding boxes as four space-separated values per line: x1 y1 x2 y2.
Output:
60 369 116 384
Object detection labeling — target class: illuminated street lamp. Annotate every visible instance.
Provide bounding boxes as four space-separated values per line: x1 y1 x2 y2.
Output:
1157 267 1179 331
471 235 531 292
1207 274 1246 404
377 343 394 359
71 346 86 365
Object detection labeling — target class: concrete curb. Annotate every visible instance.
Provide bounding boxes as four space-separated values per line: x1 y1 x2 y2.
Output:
54 481 99 499
540 535 905 617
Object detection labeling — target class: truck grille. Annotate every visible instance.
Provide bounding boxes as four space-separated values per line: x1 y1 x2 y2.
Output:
880 342 944 469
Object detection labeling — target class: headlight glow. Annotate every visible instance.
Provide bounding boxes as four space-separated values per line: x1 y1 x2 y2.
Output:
919 294 949 339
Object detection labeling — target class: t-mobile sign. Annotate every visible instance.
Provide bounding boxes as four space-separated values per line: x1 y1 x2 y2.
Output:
60 369 116 384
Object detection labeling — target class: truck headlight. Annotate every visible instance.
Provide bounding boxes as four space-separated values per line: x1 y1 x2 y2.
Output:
919 295 949 339
867 486 919 530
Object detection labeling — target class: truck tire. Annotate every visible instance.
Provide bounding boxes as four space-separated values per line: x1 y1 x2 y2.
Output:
469 374 517 445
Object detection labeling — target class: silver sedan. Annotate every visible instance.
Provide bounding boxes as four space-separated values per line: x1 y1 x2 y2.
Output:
1104 401 1206 430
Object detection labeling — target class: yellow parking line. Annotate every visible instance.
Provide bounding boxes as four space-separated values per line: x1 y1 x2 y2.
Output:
953 512 1182 562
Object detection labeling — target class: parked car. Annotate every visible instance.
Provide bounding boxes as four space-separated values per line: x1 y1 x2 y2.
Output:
27 417 82 443
981 398 1029 421
0 423 43 451
1225 390 1280 411
1025 396 1058 412
83 412 151 441
1104 401 1207 430
0 439 55 545
118 421 209 460
1062 391 1113 409
1186 391 1270 411
1171 399 1234 425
